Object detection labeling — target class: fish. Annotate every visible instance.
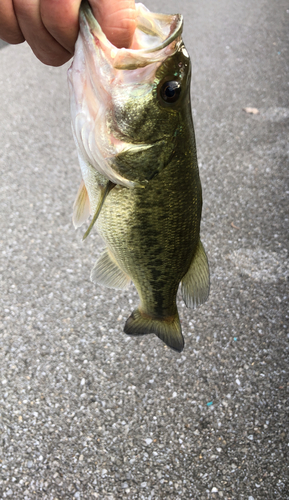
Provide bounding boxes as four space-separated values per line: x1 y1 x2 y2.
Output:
67 1 210 352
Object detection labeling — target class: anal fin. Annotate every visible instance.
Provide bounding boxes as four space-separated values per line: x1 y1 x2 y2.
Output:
181 239 210 309
91 249 131 290
72 180 91 228
124 308 184 352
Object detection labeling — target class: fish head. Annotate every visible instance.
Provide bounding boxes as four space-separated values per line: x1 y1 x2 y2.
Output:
68 1 191 187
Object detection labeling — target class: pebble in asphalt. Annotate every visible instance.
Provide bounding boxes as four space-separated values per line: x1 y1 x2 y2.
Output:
0 0 288 498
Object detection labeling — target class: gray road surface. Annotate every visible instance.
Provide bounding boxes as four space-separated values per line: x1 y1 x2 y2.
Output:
0 0 288 498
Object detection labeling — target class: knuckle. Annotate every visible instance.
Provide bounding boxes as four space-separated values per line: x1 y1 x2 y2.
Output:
0 32 25 44
33 48 72 67
0 1 25 43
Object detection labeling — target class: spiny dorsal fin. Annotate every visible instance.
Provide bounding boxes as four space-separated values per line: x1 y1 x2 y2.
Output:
91 248 131 290
72 180 91 228
83 180 115 240
181 239 210 309
124 308 184 352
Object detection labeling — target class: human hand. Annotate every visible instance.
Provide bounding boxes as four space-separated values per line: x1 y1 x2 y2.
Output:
0 0 136 66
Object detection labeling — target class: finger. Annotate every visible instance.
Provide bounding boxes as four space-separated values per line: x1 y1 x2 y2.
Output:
0 0 24 44
13 0 72 66
40 0 81 54
91 0 136 48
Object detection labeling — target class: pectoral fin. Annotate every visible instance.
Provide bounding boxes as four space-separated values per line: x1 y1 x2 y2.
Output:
72 180 91 228
91 249 131 290
83 180 115 240
181 239 210 308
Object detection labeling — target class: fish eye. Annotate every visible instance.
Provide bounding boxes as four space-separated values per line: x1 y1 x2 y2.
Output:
160 80 181 103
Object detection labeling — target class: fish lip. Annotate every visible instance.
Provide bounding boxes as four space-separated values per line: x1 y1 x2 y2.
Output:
80 1 183 68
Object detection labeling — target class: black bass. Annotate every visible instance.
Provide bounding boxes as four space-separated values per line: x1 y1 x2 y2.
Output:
68 1 209 352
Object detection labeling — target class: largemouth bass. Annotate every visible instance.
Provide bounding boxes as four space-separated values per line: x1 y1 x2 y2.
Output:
68 1 210 352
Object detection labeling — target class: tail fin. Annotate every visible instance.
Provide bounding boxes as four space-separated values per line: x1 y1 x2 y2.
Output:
124 308 184 352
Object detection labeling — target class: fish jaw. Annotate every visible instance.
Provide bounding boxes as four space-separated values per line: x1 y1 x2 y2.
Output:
68 2 183 188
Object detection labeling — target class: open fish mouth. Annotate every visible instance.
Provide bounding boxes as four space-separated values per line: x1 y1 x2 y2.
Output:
68 2 184 188
80 1 183 69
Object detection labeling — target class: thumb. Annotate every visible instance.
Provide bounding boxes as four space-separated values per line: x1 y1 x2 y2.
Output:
90 0 136 49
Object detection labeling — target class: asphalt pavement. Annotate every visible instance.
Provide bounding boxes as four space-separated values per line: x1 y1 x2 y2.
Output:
0 0 288 498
